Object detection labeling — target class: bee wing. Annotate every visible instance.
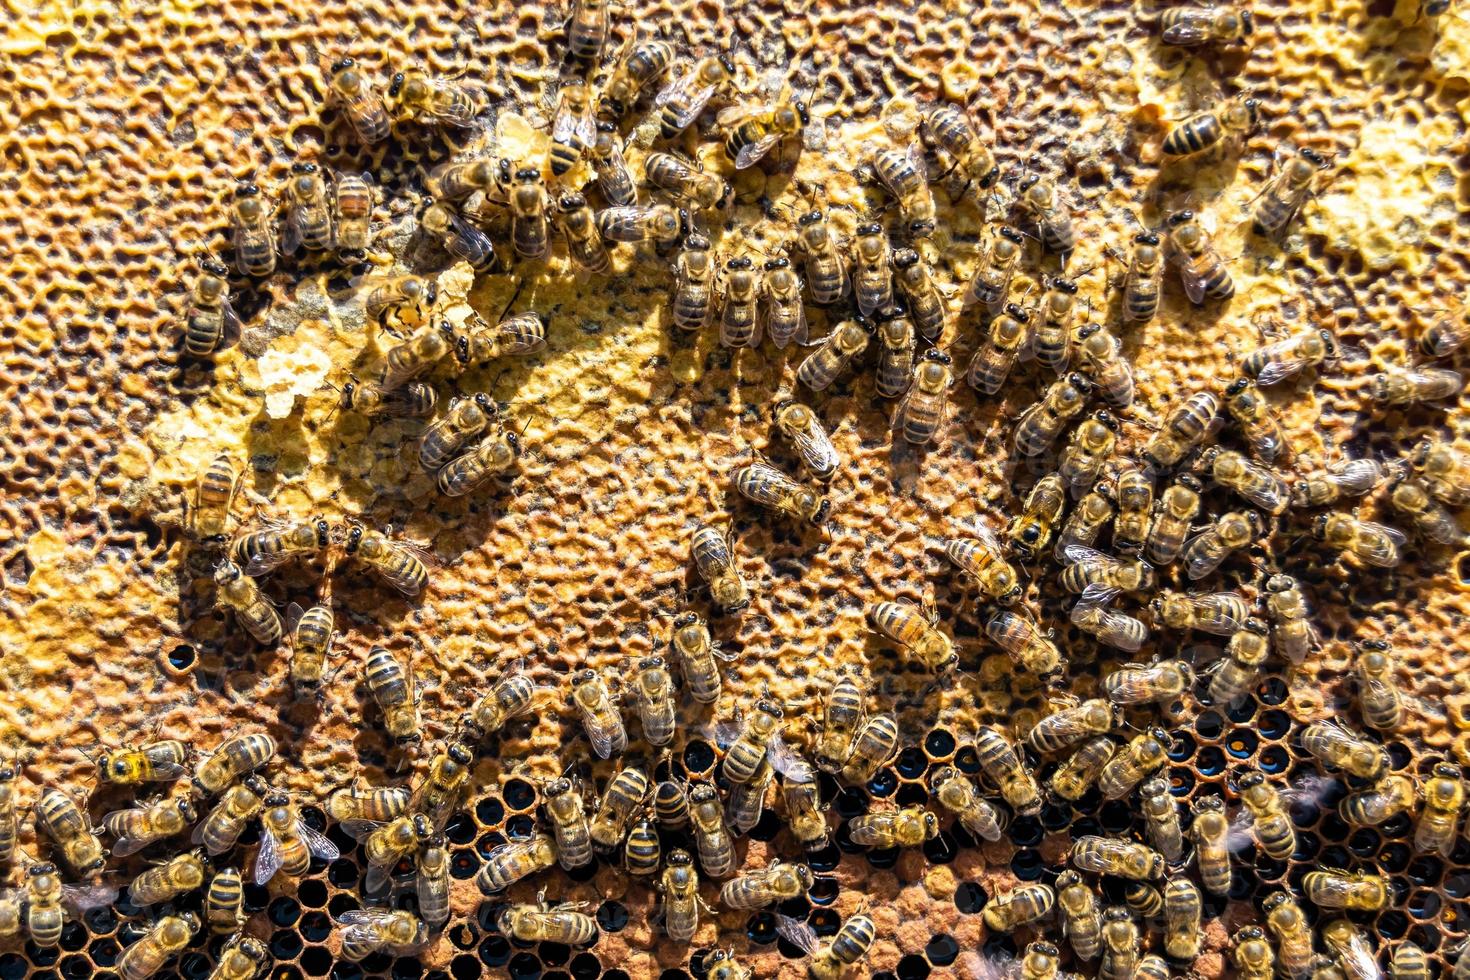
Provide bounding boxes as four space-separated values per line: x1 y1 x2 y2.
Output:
340 818 386 841
482 839 531 867
190 819 209 847
297 821 341 862
1339 936 1380 980
712 719 744 748
417 875 449 928
60 882 119 916
1178 262 1207 306
1331 459 1383 495
364 863 392 895
1361 521 1408 548
110 834 157 858
337 908 398 927
907 139 931 180
253 827 284 885
430 82 480 127
1160 15 1211 45
1061 543 1107 566
781 754 816 783
281 206 304 257
240 549 300 577
1075 583 1123 609
581 713 623 760
285 601 307 634
730 132 781 170
787 415 838 475
775 913 820 954
218 298 243 352
1106 611 1147 653
667 84 718 130
1225 809 1257 854
766 733 803 778
653 70 698 108
1250 337 1312 386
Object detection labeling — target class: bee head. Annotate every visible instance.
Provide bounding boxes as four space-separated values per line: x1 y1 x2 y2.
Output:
1240 9 1255 33
685 232 712 251
331 57 356 72
673 611 700 629
999 226 1025 245
1166 210 1195 228
856 221 883 236
893 247 919 270
798 210 824 226
344 522 364 554
923 348 952 366
1134 231 1160 246
1005 303 1030 322
763 256 790 272
292 161 318 175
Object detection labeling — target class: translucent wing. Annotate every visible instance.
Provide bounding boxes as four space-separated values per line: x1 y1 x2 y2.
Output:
1251 337 1312 385
653 70 699 109
775 913 819 954
1226 809 1257 854
1362 521 1408 548
1197 592 1247 633
428 82 479 127
1338 934 1382 980
363 863 391 895
1282 772 1336 809
218 298 243 352
253 827 284 885
190 820 209 847
281 207 304 257
241 548 302 577
418 873 449 928
787 415 837 475
735 133 783 170
581 711 624 760
111 834 158 858
1330 459 1383 496
712 718 744 748
1161 15 1212 46
1179 261 1207 306
715 102 772 128
1076 583 1123 609
781 754 817 784
1184 534 1226 580
482 839 531 867
285 601 307 634
61 882 119 916
1061 543 1108 566
340 819 386 841
298 821 340 862
338 908 399 927
766 733 803 779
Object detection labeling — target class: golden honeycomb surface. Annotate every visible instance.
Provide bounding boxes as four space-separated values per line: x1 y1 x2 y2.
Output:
1 0 1469 977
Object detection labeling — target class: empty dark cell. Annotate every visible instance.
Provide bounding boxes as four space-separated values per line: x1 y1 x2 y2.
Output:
453 954 485 980
1410 891 1442 920
777 897 811 920
275 968 305 980
1319 815 1352 843
954 882 988 914
1201 890 1230 920
896 748 929 780
1167 732 1195 762
809 876 839 905
327 823 356 855
750 810 783 841
1070 817 1102 839
271 929 304 960
659 971 690 980
58 922 87 952
1445 872 1470 899
300 911 332 943
747 911 777 944
808 843 842 873
684 740 716 775
1409 924 1440 952
948 823 978 851
1349 829 1381 858
809 909 841 936
923 830 958 865
1010 816 1044 846
1196 746 1226 776
27 945 58 968
1377 911 1408 940
84 905 117 934
1294 833 1321 861
597 901 629 933
777 932 809 959
1380 843 1412 874
1381 813 1412 840
1099 801 1133 835
868 769 899 798
1387 743 1413 771
427 972 452 980
836 789 869 820
297 879 328 909
926 934 960 967
1290 799 1322 828
476 797 506 827
1228 871 1256 901
1195 711 1223 740
328 894 361 919
1259 677 1288 705
1408 856 1444 886
505 814 535 838
1258 745 1290 775
508 953 542 980
897 953 931 980
874 974 898 980
896 781 930 807
393 962 424 980
1040 803 1073 831
59 956 90 980
1225 696 1256 723
302 946 333 977
955 746 981 774
477 832 508 859
1258 710 1291 740
567 858 600 883
452 850 480 879
925 728 957 760
446 813 478 846
1171 769 1195 796
1225 730 1258 759
983 935 1019 960
867 846 899 869
87 939 119 968
503 778 537 811
1254 855 1288 882
1011 849 1045 881
269 896 302 927
168 645 197 671
529 942 568 967
332 961 366 980
1319 846 1352 868
1454 837 1470 865
570 953 601 980
479 935 512 967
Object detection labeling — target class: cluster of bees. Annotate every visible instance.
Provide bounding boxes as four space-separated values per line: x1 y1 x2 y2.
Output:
20 0 1468 977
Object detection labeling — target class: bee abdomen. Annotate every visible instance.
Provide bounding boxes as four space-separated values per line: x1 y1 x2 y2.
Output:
1163 113 1222 156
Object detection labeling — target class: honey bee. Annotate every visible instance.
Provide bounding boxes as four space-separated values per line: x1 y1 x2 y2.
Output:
1165 209 1235 303
1242 325 1339 384
982 883 1056 932
1292 458 1384 508
366 645 419 743
705 950 753 980
792 208 849 305
589 123 637 207
556 192 611 275
670 233 717 331
1258 892 1314 978
816 669 866 774
427 157 499 204
338 909 429 960
256 791 338 885
1311 513 1406 568
1007 473 1067 562
850 806 940 848
1305 869 1390 911
499 898 599 944
462 664 541 741
898 349 953 444
193 451 241 544
648 152 731 212
1076 321 1134 406
841 714 900 785
343 522 433 597
102 796 197 858
281 601 334 698
128 848 210 906
600 38 675 119
230 182 278 277
1419 303 1470 359
1049 736 1115 802
338 378 438 419
1233 925 1275 980
418 393 496 472
1181 509 1263 579
689 782 735 877
1059 545 1156 596
721 696 790 785
1055 870 1102 959
689 525 748 612
1021 941 1062 980
1145 473 1204 564
1139 777 1182 862
1209 618 1270 706
1033 277 1080 374
232 515 330 577
852 223 894 317
974 725 1042 815
380 325 452 390
870 144 936 237
183 260 242 358
944 528 1022 604
326 784 410 827
206 868 246 934
1027 698 1114 755
192 731 276 799
762 256 808 348
874 307 916 398
772 401 837 481
360 275 436 332
328 57 389 143
733 461 830 524
1389 474 1464 545
1071 590 1150 653
1059 411 1119 495
193 775 268 856
1099 907 1140 980
1054 485 1116 559
964 226 1026 314
868 600 955 672
477 832 557 893
1016 372 1093 456
1300 720 1390 780
421 202 499 274
1254 145 1330 238
589 765 648 854
1321 919 1383 980
281 161 333 255
1313 955 1350 980
654 53 736 139
1071 836 1165 880
34 788 106 877
1391 943 1430 980
930 766 1007 841
1372 365 1463 405
20 861 116 947
410 741 473 833
923 102 999 192
1102 660 1192 707
210 935 269 980
503 167 549 259
95 739 187 787
595 203 683 249
1409 437 1470 505
1126 885 1163 922
719 256 762 348
540 776 593 871
1190 795 1232 895
548 81 597 178
1099 727 1171 801
564 0 608 60
1151 589 1249 635
658 847 703 941
892 248 946 342
719 861 814 909
670 611 729 704
118 912 199 980
1352 640 1403 731
387 69 480 127
213 559 283 645
1121 231 1165 324
1223 378 1291 463
1018 173 1076 264
1163 94 1260 159
570 668 626 760
1340 773 1415 826
629 656 676 748
1415 761 1465 856
624 810 663 875
782 760 830 850
0 760 15 867
798 317 871 391
986 606 1063 676
1160 4 1253 45
1236 770 1296 859
780 912 877 980
457 309 548 368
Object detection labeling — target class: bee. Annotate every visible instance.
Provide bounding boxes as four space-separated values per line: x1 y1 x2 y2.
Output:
719 256 762 348
96 739 188 787
670 233 717 331
654 53 736 139
1021 941 1062 980
1018 173 1076 263
209 935 269 980
386 69 480 127
624 811 662 875
1163 93 1260 159
589 765 648 854
1233 925 1275 980
193 775 268 856
365 645 419 743
1221 379 1290 464
418 393 496 472
647 151 731 210
689 783 736 877
1236 770 1296 859
1071 836 1165 880
570 668 626 760
600 38 675 119
1146 474 1204 564
1059 545 1156 596
338 909 429 960
1151 589 1249 635
281 161 333 255
1292 458 1384 508
549 81 597 178
1075 324 1136 409
1165 209 1235 303
1305 869 1390 911
782 761 830 850
1026 698 1114 755
1055 870 1102 959
763 257 808 348
870 145 936 237
1098 908 1140 980
1372 365 1463 405
102 796 197 858
542 776 593 871
725 756 772 835
1313 956 1350 980
1300 720 1390 780
565 0 609 60
499 898 599 944
986 606 1063 677
1121 231 1165 324
1143 778 1184 862
1164 881 1199 957
410 742 473 833
798 317 871 391
1049 736 1115 802
658 848 703 941
343 522 433 597
898 349 953 444
205 867 246 934
964 226 1026 314
35 787 106 877
503 167 550 259
1414 761 1465 856
338 378 438 419
779 912 877 980
589 123 637 206
1007 473 1067 562
117 912 199 980
892 247 946 342
192 732 276 799
816 669 866 773
1340 773 1416 827
1254 145 1330 237
1099 727 1171 801
1420 304 1470 358
973 725 1042 815
421 201 499 274
670 610 729 704
923 102 999 192
1059 411 1119 494
426 158 499 204
193 451 241 543
705 950 753 980
1409 437 1470 505
212 559 283 644
1104 466 1151 555
1321 919 1383 980
20 861 116 947
128 848 210 905
1189 795 1232 895
256 791 338 885
945 528 1022 604
850 806 940 848
982 883 1056 932
183 260 242 357
462 664 541 741
689 525 748 612
1311 513 1407 568
868 600 955 672
874 307 916 398
1160 4 1253 45
931 766 1007 841
596 203 683 248
1263 891 1312 975
630 656 677 747
457 309 548 368
0 760 14 867
1055 484 1116 558
841 714 900 785
1389 474 1463 544
792 209 849 305
328 57 389 143
229 182 277 277
852 223 894 317
1016 373 1093 457
1071 590 1150 653
1033 277 1080 373
380 325 452 390
733 461 830 525
1391 943 1430 980
773 401 837 481
281 601 335 698
1209 619 1270 706
477 832 557 893
721 697 788 785
1181 509 1263 580
556 192 612 275
1126 884 1164 920
359 274 438 333
967 304 1030 396
231 516 330 577
720 861 814 909
326 784 410 827
1241 325 1339 384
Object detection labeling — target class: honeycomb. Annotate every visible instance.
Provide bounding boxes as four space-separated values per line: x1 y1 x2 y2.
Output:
1 0 1469 976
